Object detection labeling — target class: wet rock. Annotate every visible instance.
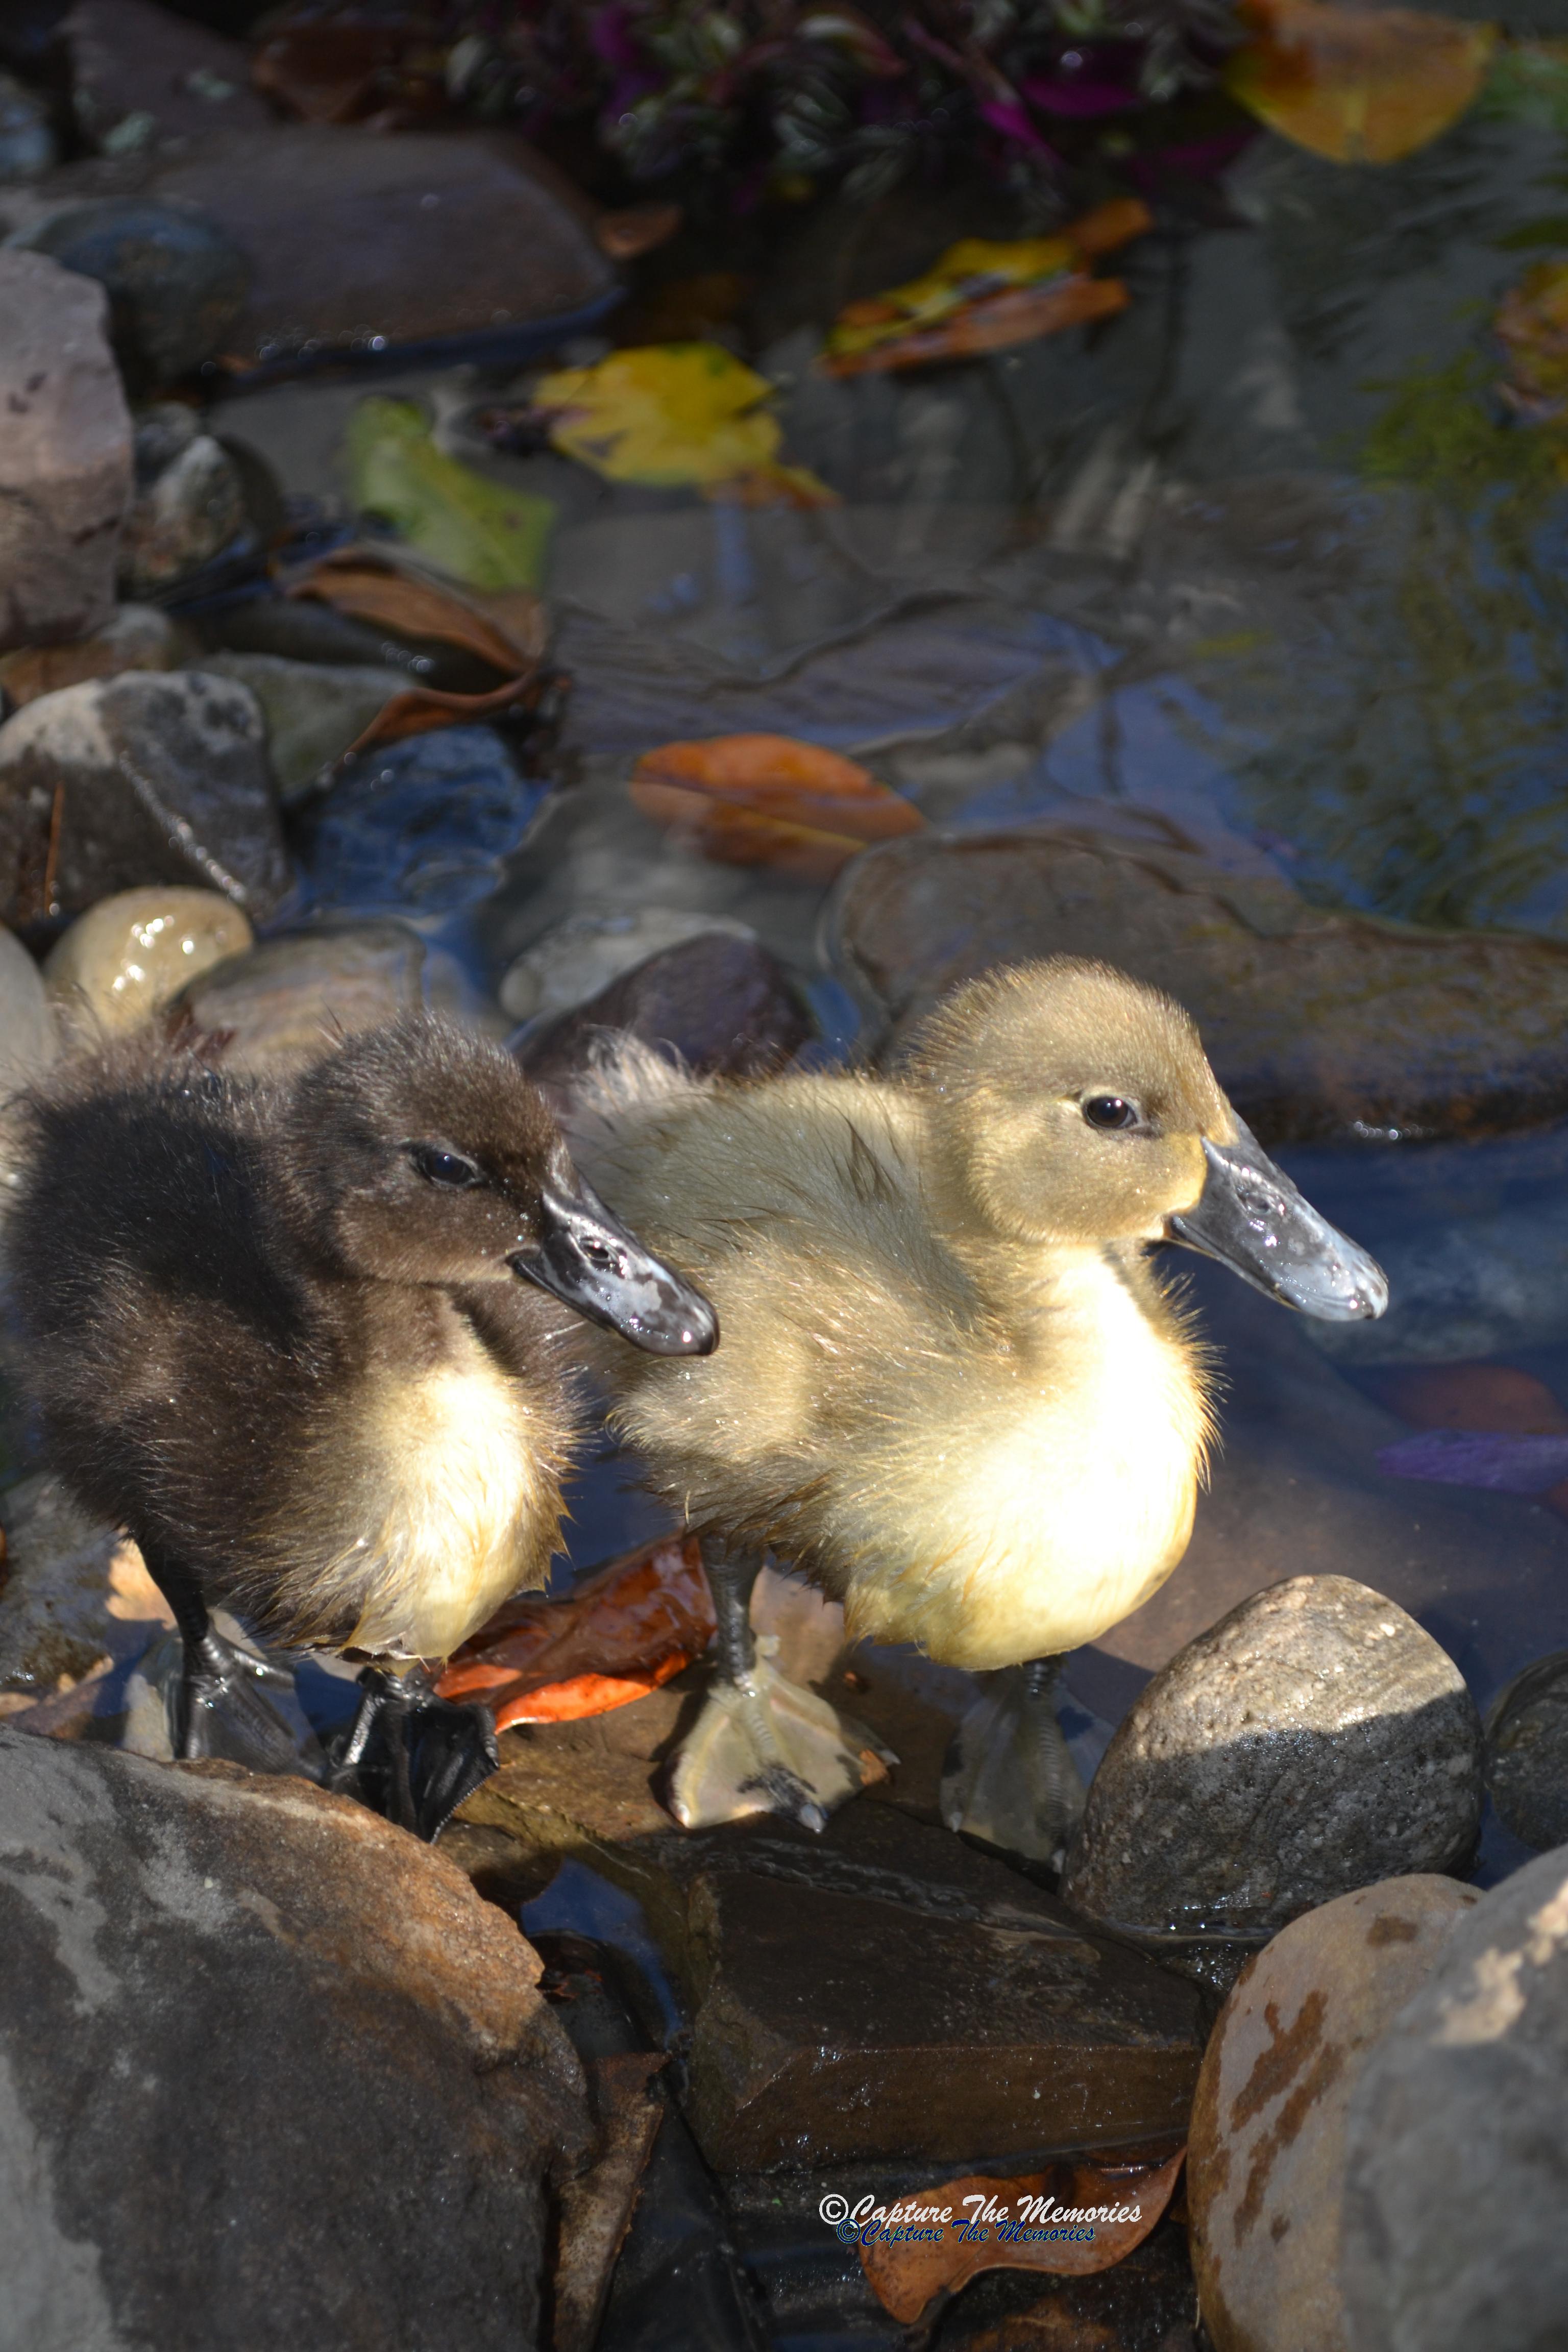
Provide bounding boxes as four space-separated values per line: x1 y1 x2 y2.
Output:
0 1722 589 2352
827 822 1568 1145
188 652 403 804
118 409 247 596
303 725 548 917
1188 1876 1479 2352
0 1476 139 1697
44 884 252 1036
64 0 272 157
1062 1576 1484 1937
0 69 55 183
9 195 251 391
0 918 52 1102
166 917 483 1076
1308 1196 1568 1366
518 930 812 1097
0 249 130 654
1484 1652 1568 1851
0 669 289 927
0 603 185 707
1341 1842 1568 2352
499 906 756 1024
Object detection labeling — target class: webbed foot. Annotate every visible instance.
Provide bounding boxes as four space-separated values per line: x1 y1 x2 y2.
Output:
326 1668 499 1842
666 1641 894 1833
169 1625 318 1778
940 1657 1085 1868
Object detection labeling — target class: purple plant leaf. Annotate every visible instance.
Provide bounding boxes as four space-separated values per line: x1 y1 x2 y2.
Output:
1019 76 1142 116
1377 1429 1568 1495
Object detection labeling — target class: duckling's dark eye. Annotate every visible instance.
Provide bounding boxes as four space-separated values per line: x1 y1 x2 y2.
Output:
409 1145 481 1188
1083 1095 1138 1132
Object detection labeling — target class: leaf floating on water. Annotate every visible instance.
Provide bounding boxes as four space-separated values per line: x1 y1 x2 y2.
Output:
857 2147 1186 2324
530 342 836 503
1497 259 1568 424
1377 1429 1568 1493
821 199 1150 376
630 734 923 881
1224 0 1497 164
1478 36 1568 134
344 398 554 590
437 1534 715 1729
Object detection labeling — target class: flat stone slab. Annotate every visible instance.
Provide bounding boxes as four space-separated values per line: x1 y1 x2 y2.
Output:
827 822 1568 1143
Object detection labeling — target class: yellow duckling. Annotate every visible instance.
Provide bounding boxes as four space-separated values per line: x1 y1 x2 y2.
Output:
565 957 1386 1858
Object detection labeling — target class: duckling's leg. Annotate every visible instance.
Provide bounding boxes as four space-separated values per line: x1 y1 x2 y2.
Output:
144 1550 308 1778
940 1657 1086 1869
665 1541 895 1834
327 1665 499 1842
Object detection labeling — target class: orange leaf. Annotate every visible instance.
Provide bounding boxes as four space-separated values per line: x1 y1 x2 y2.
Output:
821 276 1128 377
856 2148 1186 2325
1224 0 1496 164
630 734 923 879
437 1534 714 1730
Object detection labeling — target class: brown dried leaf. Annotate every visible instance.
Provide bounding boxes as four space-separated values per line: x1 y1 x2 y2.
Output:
286 546 547 676
630 734 923 880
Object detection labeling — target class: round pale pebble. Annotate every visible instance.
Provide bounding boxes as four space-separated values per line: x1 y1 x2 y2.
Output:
0 919 52 1099
44 886 253 1034
1188 1874 1480 2352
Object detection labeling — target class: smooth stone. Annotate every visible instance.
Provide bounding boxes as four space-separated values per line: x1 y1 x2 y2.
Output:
0 1723 589 2351
1307 1196 1568 1366
0 249 130 654
517 930 812 1098
0 69 55 183
7 195 250 391
499 906 756 1023
468 1762 1206 2174
118 422 247 596
44 884 252 1035
64 0 272 155
1062 1576 1484 1937
187 652 403 804
1341 1843 1568 2352
0 917 52 1100
1188 1876 1480 2352
0 670 289 927
827 822 1568 1145
0 603 185 707
165 918 482 1075
303 726 548 917
1484 1652 1568 1851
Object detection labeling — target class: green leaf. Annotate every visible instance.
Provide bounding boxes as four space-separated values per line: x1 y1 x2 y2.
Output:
342 398 553 591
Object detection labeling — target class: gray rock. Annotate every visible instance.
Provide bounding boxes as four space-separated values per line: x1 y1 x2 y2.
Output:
0 1723 589 2352
118 421 246 596
499 906 756 1024
0 249 130 654
1341 1842 1568 2352
63 0 271 156
303 726 548 917
187 652 404 804
0 918 51 1106
0 669 289 927
1061 1576 1484 1935
517 930 811 1099
8 196 250 390
1188 1875 1480 2352
826 822 1568 1146
0 603 186 708
1308 1197 1568 1366
0 69 55 183
1484 1651 1568 1851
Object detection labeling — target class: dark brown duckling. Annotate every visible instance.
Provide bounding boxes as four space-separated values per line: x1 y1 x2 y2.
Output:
3 1015 717 1837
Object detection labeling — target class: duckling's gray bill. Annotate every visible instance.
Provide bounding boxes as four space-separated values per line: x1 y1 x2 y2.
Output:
1166 1120 1387 1322
511 1175 720 1355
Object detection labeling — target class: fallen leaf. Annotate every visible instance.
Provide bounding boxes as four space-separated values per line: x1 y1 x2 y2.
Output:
595 202 683 260
630 734 923 880
1224 0 1496 164
1497 258 1568 422
821 199 1149 375
530 342 836 502
857 2148 1186 2324
437 1534 714 1729
1377 1428 1568 1492
344 398 554 590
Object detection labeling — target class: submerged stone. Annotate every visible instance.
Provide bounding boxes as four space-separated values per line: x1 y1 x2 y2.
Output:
828 822 1568 1144
8 197 250 390
1341 1843 1568 2352
0 669 289 927
187 652 403 804
166 918 483 1076
303 725 548 917
499 906 756 1023
1062 1576 1484 1937
63 0 271 156
518 930 811 1097
1484 1651 1568 1852
118 415 247 596
1188 1876 1479 2352
0 1724 588 2352
0 249 130 655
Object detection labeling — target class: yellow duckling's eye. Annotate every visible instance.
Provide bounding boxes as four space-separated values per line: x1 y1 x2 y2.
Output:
1083 1095 1138 1132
